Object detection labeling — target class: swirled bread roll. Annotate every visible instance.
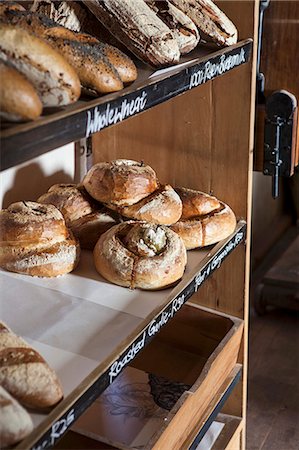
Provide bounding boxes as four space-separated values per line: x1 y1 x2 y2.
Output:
0 201 80 277
171 187 237 249
38 184 118 249
0 23 81 107
94 222 187 290
83 160 159 207
0 386 33 448
0 322 63 409
169 0 238 46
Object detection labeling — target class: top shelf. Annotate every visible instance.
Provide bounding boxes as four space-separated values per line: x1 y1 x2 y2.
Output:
1 40 252 171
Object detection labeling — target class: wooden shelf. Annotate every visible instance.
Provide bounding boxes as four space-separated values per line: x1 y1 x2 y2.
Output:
0 40 252 171
1 222 245 450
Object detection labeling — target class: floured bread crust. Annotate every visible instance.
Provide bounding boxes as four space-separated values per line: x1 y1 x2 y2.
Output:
0 385 33 447
94 222 187 290
83 0 180 67
0 201 80 277
83 160 158 207
170 0 238 46
109 184 183 225
175 186 220 218
0 322 63 409
38 184 118 249
171 200 237 249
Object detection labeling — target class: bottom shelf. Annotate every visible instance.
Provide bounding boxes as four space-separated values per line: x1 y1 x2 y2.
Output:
69 302 243 450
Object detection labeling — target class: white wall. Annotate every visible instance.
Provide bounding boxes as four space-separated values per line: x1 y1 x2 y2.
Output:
0 143 75 209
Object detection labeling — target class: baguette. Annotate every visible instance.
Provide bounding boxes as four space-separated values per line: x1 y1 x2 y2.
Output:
83 0 181 67
0 322 63 409
0 61 42 122
169 0 238 46
146 0 200 54
0 386 33 448
0 23 81 107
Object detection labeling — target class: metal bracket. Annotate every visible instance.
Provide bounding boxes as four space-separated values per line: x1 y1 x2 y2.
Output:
263 90 297 198
257 0 270 103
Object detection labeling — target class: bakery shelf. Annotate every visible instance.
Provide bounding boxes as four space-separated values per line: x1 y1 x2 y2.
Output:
1 221 246 450
0 39 252 171
71 331 242 449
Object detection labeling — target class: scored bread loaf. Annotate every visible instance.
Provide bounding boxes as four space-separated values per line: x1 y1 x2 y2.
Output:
0 60 42 122
169 0 238 46
83 160 159 207
0 201 80 277
146 0 200 54
0 322 63 409
94 222 187 290
0 385 33 447
0 23 81 107
171 187 237 249
38 184 118 249
83 0 181 67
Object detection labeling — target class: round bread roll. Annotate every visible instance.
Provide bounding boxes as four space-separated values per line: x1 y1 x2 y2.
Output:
94 222 187 290
83 160 158 207
0 201 80 277
0 385 33 447
38 184 118 249
108 184 183 225
171 187 237 249
0 61 42 122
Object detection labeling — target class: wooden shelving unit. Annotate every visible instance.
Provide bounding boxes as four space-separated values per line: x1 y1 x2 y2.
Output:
0 2 259 449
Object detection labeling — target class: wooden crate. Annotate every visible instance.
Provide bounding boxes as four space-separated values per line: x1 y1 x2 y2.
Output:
71 303 243 450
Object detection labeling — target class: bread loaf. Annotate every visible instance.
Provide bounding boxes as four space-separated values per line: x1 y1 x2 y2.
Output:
0 201 80 277
0 322 63 409
171 187 237 249
94 222 187 289
83 0 181 67
108 184 183 225
0 61 42 122
0 385 33 448
38 184 118 249
146 0 200 54
83 160 159 207
1 10 137 91
0 23 81 106
169 0 238 46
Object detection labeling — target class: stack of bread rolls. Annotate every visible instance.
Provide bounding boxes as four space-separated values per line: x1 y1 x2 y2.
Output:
0 322 63 447
0 159 236 289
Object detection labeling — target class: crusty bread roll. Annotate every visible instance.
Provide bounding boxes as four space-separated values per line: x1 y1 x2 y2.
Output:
0 385 33 448
83 0 181 67
0 201 80 277
171 187 237 249
83 160 159 207
38 184 118 249
0 61 42 122
0 23 81 107
0 322 63 409
108 184 183 225
94 222 187 290
169 0 238 46
146 0 200 54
